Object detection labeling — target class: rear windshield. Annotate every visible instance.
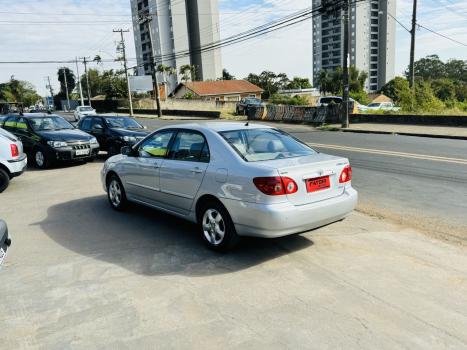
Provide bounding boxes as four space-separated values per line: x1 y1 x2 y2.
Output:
80 107 93 111
220 128 316 162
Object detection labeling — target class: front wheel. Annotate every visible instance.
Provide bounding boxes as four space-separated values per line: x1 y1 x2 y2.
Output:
107 175 127 211
33 148 50 169
199 201 239 252
0 168 10 193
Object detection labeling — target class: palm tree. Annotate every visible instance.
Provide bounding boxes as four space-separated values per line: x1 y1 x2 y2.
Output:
317 70 331 95
179 64 196 82
157 64 177 95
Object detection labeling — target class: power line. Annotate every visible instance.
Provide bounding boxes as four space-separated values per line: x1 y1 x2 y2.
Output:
417 23 467 47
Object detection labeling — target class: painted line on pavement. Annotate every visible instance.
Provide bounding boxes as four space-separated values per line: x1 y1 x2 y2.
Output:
307 143 467 165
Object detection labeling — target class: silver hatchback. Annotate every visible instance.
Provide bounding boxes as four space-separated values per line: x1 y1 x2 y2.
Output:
101 122 358 251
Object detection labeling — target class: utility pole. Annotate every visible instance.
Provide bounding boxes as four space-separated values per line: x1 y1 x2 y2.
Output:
76 57 85 106
62 68 71 111
114 28 134 117
409 0 418 88
139 13 162 118
341 0 350 128
80 56 92 107
46 76 54 110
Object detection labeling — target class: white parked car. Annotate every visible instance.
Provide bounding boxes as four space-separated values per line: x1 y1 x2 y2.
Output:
101 123 358 251
366 102 401 112
74 106 96 121
0 127 28 193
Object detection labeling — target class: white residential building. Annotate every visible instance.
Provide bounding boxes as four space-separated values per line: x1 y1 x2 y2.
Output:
312 0 396 92
130 0 223 94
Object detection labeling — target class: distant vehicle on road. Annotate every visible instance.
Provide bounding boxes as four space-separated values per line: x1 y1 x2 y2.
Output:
236 98 265 115
0 127 27 192
74 106 96 121
101 122 357 251
316 96 343 107
366 102 401 112
0 220 12 266
78 115 149 156
1 113 99 169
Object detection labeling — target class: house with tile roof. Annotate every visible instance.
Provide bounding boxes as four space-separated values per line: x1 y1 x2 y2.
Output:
172 80 263 102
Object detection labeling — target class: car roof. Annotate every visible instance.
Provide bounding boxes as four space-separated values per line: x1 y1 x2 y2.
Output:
160 122 274 133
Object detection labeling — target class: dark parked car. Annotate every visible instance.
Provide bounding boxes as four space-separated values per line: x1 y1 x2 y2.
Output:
0 220 12 266
1 113 99 169
236 98 265 115
77 115 149 156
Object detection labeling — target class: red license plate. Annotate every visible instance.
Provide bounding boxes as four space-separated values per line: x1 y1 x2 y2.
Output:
306 176 330 192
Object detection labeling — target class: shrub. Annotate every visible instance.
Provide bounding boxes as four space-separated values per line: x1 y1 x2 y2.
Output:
269 94 309 106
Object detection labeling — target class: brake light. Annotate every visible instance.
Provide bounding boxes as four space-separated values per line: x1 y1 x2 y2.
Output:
253 176 298 196
339 165 352 183
10 144 19 157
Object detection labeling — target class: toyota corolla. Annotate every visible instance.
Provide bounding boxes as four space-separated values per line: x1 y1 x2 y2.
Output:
101 123 358 251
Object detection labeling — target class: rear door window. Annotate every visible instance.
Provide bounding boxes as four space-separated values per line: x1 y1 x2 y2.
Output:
138 130 175 158
168 131 210 163
81 118 92 130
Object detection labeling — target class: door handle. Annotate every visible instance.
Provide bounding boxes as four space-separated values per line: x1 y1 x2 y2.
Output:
191 167 203 174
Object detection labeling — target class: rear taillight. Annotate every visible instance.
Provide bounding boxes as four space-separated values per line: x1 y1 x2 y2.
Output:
10 144 19 157
339 165 352 183
253 176 298 196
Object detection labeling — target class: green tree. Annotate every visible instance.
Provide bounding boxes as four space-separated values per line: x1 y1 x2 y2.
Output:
179 64 196 82
349 65 368 92
0 77 41 106
380 77 413 107
431 79 456 102
316 70 332 95
57 67 76 96
407 54 446 81
221 69 235 80
286 77 312 90
270 94 309 106
157 64 177 92
445 59 467 83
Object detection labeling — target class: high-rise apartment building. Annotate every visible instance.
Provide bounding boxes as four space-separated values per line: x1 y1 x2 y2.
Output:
312 0 396 92
130 0 222 94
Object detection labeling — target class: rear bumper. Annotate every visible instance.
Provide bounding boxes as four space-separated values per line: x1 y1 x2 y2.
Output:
222 188 358 238
3 154 27 177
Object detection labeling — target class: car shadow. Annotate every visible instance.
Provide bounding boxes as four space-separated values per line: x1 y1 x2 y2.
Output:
37 195 313 277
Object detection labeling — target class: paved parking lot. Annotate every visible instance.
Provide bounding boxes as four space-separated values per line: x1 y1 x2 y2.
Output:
1 158 467 349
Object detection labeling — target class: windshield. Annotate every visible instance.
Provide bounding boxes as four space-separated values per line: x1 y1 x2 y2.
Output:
30 116 74 131
368 103 381 107
80 107 93 112
220 128 316 162
104 117 143 129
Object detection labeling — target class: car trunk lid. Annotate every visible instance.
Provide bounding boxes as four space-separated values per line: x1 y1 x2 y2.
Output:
269 154 350 206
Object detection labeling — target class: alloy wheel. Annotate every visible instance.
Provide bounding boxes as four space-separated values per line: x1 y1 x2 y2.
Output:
202 209 226 246
35 151 45 167
108 179 122 207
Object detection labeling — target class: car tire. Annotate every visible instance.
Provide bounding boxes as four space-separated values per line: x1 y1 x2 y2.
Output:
0 168 10 193
33 148 50 169
107 175 128 211
198 200 239 252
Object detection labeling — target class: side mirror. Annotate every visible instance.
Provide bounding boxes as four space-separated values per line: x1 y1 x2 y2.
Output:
143 125 148 129
121 146 133 156
94 124 103 130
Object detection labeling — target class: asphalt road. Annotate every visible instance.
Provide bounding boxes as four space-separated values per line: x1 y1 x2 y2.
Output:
134 118 467 242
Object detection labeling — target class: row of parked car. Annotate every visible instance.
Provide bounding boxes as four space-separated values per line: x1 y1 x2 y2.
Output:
0 112 150 192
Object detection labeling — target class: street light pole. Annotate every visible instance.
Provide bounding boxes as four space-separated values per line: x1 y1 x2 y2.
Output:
75 57 85 106
114 29 134 117
341 0 350 128
80 56 92 107
409 0 418 88
139 13 162 118
62 68 71 111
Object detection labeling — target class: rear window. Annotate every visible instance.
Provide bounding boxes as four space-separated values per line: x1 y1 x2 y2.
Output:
220 128 316 162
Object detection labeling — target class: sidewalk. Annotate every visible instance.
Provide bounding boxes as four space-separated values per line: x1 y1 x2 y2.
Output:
325 123 467 140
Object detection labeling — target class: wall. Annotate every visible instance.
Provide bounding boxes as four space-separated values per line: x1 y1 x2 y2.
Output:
248 104 342 124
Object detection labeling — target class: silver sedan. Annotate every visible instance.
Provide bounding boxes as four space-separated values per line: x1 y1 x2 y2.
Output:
101 122 358 251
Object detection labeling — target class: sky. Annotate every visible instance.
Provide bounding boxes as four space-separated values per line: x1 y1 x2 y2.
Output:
0 0 466 97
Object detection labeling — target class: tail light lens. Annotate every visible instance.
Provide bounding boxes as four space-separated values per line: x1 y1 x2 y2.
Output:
10 144 19 157
339 165 352 183
253 176 298 196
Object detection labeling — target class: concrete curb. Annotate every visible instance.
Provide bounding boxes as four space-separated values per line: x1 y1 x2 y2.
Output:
340 128 467 141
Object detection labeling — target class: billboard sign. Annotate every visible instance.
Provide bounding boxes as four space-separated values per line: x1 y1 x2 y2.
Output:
129 76 153 93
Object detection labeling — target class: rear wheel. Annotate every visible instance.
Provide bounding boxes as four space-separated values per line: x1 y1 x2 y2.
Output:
198 200 239 252
0 168 10 193
107 175 127 211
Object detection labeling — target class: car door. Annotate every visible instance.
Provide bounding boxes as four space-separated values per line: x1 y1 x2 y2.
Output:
158 130 210 214
14 117 34 153
121 129 176 203
89 117 107 146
